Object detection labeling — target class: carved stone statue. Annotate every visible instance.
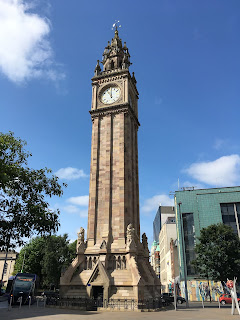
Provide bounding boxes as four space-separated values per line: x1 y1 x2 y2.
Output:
78 227 85 243
126 224 137 252
77 227 85 254
126 224 135 244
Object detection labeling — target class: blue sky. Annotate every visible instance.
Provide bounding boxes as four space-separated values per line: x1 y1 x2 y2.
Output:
1 0 240 245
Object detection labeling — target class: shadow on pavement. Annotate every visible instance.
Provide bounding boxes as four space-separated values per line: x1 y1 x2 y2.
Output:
1 305 99 320
177 301 231 310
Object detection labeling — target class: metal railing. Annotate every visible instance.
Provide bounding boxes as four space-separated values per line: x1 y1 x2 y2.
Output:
45 296 163 310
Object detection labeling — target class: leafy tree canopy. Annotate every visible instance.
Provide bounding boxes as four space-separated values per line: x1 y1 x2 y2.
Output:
0 132 66 249
192 223 240 281
14 235 77 288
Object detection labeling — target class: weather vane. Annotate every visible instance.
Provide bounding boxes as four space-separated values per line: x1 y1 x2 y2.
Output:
112 20 121 30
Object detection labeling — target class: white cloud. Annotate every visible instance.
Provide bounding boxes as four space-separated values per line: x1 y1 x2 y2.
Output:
154 97 163 105
0 0 64 83
141 194 174 215
55 167 88 180
67 195 89 206
184 155 240 186
213 138 227 150
62 205 80 214
62 205 88 218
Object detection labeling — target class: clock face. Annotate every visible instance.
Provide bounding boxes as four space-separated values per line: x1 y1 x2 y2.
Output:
101 86 120 104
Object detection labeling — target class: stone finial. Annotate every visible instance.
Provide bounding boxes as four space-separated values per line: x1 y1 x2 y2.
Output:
94 60 101 76
132 72 137 84
142 233 148 250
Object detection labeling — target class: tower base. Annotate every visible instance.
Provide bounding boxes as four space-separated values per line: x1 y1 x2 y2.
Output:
60 241 161 303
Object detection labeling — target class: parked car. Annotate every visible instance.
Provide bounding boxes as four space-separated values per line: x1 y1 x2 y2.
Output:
219 294 240 305
176 296 186 304
161 293 173 303
0 288 6 295
161 293 186 304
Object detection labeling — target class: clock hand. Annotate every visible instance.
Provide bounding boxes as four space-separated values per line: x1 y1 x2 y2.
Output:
110 87 112 98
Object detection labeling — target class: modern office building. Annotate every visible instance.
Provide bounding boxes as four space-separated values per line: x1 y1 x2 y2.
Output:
175 186 240 300
159 216 179 292
153 206 175 242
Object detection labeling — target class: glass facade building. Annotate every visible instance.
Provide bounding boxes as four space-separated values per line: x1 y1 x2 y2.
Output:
153 207 161 242
175 186 240 280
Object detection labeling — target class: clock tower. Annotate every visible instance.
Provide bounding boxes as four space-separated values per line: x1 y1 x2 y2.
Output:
60 27 160 305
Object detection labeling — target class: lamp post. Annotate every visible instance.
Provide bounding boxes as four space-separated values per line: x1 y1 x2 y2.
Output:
178 202 189 308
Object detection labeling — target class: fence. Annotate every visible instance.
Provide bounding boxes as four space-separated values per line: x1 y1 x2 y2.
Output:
46 296 163 310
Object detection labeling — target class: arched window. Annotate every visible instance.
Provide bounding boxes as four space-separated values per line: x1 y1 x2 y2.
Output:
84 257 87 270
117 256 121 270
113 256 116 270
111 60 114 69
93 256 97 267
88 257 92 270
122 256 126 269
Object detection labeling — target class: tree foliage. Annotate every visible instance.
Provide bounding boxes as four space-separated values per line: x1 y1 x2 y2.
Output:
192 223 240 281
14 235 76 288
0 132 66 249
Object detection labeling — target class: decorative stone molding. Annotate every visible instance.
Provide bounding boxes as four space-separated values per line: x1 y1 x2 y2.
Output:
89 104 140 127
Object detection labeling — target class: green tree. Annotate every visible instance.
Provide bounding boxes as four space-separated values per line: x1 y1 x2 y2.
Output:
68 239 77 261
0 132 66 249
14 235 76 288
192 223 240 281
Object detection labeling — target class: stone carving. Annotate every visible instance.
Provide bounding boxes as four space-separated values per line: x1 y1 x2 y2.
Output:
127 224 135 243
76 227 85 254
126 224 137 252
78 227 85 243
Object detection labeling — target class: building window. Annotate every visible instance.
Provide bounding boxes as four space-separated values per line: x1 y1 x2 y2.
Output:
182 213 195 276
221 203 240 236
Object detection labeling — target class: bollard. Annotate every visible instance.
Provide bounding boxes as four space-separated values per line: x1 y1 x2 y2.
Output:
19 296 22 309
44 296 46 308
8 296 13 311
29 296 31 308
218 297 221 309
37 297 39 307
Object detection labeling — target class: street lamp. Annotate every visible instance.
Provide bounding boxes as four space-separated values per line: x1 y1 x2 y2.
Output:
178 202 189 308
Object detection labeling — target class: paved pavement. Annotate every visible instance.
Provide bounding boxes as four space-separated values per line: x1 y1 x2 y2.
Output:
1 302 239 320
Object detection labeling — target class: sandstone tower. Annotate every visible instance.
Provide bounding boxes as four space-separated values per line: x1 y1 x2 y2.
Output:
60 27 161 303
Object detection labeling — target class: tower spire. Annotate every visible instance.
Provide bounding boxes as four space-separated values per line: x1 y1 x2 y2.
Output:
93 23 131 74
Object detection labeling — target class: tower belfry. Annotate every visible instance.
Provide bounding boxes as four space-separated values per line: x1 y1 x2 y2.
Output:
60 27 160 304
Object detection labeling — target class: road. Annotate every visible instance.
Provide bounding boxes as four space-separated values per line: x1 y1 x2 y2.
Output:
1 302 239 320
